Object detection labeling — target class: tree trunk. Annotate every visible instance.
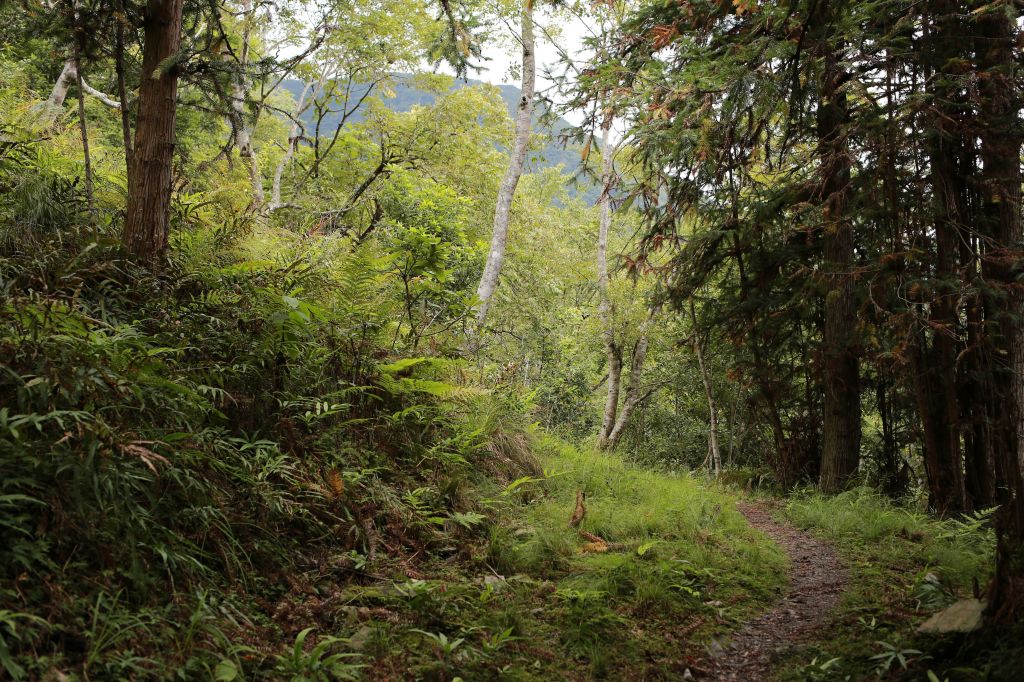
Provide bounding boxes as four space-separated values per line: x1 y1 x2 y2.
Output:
73 47 93 210
232 81 264 206
690 299 721 476
598 345 622 449
962 287 995 508
910 0 969 514
974 0 1024 625
474 0 534 327
911 331 965 514
269 80 313 210
596 119 619 449
817 5 861 493
115 14 134 174
731 232 791 486
39 58 121 124
225 0 263 205
605 333 650 451
42 60 78 120
122 0 184 263
875 379 906 498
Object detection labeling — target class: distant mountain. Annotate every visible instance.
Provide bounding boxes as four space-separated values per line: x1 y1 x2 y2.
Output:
279 75 586 182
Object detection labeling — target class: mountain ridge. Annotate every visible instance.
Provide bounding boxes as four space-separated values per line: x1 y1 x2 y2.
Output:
280 75 584 178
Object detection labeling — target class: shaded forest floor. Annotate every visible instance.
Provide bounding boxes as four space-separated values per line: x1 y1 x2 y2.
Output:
1 230 1019 680
701 502 847 680
261 443 1021 681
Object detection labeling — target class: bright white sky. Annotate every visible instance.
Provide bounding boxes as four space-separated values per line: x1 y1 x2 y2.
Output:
459 8 593 123
477 11 590 84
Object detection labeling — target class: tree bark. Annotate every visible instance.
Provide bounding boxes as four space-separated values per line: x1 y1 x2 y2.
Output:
875 379 906 498
690 299 721 477
974 0 1024 625
39 58 121 124
598 344 622 449
605 333 650 451
962 289 995 509
911 0 969 514
224 0 263 205
115 14 134 174
269 80 313 210
43 60 78 117
596 119 620 448
474 0 535 327
816 3 861 493
911 330 964 514
72 47 93 210
122 0 184 263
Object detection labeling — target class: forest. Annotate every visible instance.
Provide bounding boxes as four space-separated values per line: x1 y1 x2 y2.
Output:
0 0 1022 679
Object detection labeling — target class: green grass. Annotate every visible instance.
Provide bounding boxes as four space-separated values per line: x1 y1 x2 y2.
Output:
335 433 788 680
774 488 1022 681
0 208 790 679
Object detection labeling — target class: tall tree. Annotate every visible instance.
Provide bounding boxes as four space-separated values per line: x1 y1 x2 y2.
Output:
474 0 535 327
973 0 1024 624
220 0 264 205
122 0 185 263
691 298 721 476
596 118 620 448
816 0 861 492
911 0 969 514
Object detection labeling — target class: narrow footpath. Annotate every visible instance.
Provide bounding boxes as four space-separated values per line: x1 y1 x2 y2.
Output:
701 502 848 680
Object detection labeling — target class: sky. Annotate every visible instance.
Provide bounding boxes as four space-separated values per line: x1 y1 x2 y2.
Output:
476 10 591 86
454 8 594 123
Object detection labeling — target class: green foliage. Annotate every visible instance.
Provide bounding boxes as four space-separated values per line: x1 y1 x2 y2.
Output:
272 628 362 681
778 489 1004 681
0 132 538 674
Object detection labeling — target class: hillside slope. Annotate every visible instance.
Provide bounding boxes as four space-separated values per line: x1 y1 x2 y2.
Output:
279 75 587 184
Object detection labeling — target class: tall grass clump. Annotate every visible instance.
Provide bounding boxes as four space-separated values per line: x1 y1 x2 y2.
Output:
490 434 788 616
786 487 995 591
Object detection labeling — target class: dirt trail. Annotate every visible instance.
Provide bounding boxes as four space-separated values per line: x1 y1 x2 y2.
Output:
700 502 848 680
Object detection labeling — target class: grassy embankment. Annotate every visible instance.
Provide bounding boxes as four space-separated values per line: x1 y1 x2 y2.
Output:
776 489 1019 681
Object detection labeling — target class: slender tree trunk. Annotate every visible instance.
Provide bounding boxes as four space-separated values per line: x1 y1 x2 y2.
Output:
727 391 740 468
474 0 534 327
39 58 121 124
234 85 264 206
817 4 861 492
962 286 995 508
224 0 263 205
731 232 791 485
269 80 313 210
605 333 650 450
596 119 620 448
72 47 93 210
875 379 904 498
115 15 134 174
974 0 1024 625
690 299 721 476
122 0 184 263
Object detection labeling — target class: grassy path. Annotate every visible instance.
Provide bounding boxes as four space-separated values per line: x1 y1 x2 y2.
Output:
701 502 847 680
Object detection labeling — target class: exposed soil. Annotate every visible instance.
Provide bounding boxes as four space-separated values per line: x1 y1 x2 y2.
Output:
699 501 848 680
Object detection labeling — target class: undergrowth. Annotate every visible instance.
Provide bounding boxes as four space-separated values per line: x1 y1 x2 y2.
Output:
0 145 785 680
777 489 1021 681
